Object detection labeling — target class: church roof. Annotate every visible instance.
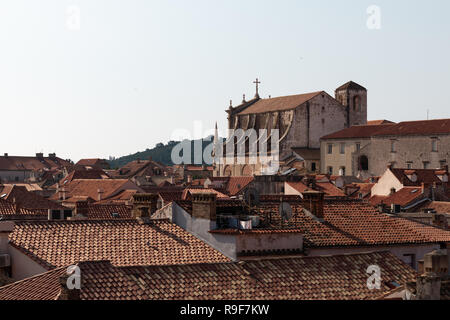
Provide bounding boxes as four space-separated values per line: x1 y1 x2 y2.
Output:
335 81 367 92
237 91 323 115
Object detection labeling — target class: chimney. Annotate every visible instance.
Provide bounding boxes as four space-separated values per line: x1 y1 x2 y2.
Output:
432 213 448 229
74 201 89 217
192 193 217 221
97 189 104 201
131 194 159 221
57 271 81 300
36 153 44 158
3 153 7 157
48 153 56 159
302 190 325 219
409 250 448 300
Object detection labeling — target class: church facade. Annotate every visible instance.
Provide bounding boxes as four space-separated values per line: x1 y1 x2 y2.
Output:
213 81 368 177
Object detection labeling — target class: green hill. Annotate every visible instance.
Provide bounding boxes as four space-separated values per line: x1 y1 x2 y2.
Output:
107 137 222 169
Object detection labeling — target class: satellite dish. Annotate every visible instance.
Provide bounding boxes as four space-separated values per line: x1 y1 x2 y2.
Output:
243 187 260 207
279 202 293 221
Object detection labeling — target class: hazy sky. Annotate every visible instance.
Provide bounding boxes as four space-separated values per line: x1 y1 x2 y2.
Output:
1 0 449 162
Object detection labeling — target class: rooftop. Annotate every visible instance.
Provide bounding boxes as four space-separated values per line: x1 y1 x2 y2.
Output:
8 219 230 269
0 251 416 300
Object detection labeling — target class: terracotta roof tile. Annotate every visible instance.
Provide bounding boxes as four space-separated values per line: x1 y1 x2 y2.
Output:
9 219 230 269
238 91 324 115
287 181 346 197
370 187 426 207
0 251 416 300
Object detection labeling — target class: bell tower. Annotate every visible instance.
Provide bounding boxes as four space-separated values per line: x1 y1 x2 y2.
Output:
335 81 367 127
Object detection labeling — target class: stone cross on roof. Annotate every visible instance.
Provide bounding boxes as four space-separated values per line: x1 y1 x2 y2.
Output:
253 78 261 98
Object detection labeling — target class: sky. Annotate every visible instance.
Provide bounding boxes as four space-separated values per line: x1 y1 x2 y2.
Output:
0 0 449 162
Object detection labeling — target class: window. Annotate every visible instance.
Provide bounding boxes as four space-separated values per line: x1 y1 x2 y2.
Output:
356 143 361 152
406 162 413 169
423 161 430 169
340 143 345 154
431 139 438 152
327 144 333 154
390 140 396 153
311 162 317 172
403 254 416 269
440 160 447 168
339 167 346 176
327 167 333 175
359 155 369 171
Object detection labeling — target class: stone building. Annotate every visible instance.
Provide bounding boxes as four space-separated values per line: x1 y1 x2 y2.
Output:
320 119 450 179
214 80 368 177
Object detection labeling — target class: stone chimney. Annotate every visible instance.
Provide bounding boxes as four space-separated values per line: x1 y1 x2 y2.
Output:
192 193 217 221
36 153 44 159
407 250 448 300
131 194 159 220
302 190 325 219
97 189 104 201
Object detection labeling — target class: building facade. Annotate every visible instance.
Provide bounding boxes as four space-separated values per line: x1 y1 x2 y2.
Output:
320 119 450 179
214 81 368 177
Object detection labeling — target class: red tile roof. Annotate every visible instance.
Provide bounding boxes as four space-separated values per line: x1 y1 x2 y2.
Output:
323 119 450 140
0 155 72 171
370 187 426 207
287 181 346 197
0 185 65 214
78 204 132 220
0 198 42 217
179 198 450 248
50 179 140 202
367 120 395 125
9 219 230 269
373 119 450 136
390 168 445 187
58 169 109 186
0 251 416 300
321 124 394 140
238 91 324 115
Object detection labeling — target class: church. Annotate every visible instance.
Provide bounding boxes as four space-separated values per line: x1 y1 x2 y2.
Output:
213 80 367 177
